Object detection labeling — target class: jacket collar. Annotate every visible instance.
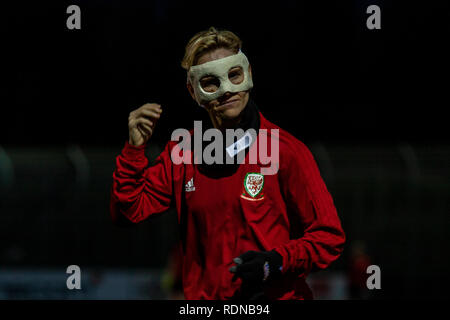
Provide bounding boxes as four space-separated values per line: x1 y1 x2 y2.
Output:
197 97 261 174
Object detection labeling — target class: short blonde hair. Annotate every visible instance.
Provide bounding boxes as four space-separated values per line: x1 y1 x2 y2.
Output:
181 27 242 71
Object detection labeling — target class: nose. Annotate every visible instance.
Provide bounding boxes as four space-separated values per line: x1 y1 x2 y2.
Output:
223 91 232 98
219 91 233 103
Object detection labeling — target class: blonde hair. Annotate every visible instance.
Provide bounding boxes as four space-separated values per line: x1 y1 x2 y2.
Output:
181 27 242 71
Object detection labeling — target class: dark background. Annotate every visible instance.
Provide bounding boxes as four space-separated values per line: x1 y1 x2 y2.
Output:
0 0 449 299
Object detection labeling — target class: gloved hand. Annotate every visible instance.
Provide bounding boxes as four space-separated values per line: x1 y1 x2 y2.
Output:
229 250 283 284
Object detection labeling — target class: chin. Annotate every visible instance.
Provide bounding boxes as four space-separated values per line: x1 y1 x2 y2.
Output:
220 105 244 119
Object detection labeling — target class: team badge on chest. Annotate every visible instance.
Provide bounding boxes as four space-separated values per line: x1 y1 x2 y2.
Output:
241 172 265 200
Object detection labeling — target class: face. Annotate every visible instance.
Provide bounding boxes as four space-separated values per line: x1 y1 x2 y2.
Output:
187 48 252 121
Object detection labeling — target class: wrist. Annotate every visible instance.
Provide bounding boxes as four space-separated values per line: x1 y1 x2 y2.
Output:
126 140 146 149
267 250 283 278
122 140 147 160
128 138 145 148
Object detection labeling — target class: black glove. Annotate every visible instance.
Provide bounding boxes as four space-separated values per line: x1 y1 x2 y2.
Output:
229 250 283 285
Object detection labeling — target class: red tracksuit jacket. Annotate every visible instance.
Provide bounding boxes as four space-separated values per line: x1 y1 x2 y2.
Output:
110 111 345 300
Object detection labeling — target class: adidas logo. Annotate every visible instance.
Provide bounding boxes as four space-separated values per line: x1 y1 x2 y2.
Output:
185 177 195 192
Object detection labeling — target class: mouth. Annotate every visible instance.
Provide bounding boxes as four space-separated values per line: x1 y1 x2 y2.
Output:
217 99 239 109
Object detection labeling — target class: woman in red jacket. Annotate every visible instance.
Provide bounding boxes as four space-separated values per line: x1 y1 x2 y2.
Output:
110 27 345 300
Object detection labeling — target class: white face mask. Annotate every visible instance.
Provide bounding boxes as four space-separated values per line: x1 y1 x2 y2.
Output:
188 50 253 106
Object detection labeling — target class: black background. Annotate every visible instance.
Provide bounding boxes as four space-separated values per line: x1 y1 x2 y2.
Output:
2 0 449 147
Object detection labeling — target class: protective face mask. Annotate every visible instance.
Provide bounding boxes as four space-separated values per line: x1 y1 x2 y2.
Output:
188 50 253 107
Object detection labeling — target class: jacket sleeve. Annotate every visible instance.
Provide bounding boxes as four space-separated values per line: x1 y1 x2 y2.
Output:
110 140 173 224
274 139 345 277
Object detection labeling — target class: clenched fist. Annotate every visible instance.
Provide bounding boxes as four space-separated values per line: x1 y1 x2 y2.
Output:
128 103 162 147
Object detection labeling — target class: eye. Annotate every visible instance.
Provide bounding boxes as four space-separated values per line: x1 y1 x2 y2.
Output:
228 67 244 84
229 71 239 78
200 76 220 92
